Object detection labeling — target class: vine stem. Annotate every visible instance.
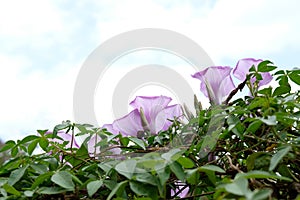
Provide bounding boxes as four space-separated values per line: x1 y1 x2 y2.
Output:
224 79 247 105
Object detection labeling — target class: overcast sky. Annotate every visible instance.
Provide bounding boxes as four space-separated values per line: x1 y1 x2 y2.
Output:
0 0 300 141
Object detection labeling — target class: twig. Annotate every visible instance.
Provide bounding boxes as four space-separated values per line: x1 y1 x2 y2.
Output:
226 155 243 173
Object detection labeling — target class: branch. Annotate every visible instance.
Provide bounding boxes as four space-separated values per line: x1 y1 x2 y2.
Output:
226 155 243 173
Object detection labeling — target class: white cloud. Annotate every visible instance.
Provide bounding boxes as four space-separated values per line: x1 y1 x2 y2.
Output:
199 0 300 60
91 0 300 63
0 54 79 140
0 0 64 37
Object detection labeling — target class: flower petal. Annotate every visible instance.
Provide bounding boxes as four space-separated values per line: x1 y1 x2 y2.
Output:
87 134 101 155
233 58 263 81
156 104 183 132
259 72 273 86
233 58 272 87
129 95 172 124
102 123 118 135
192 66 235 104
112 109 143 136
171 181 189 198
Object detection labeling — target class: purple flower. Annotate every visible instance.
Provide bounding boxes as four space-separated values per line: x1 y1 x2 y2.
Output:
112 109 144 136
46 131 79 166
87 96 182 156
171 181 189 198
192 66 235 105
47 131 79 149
87 133 121 157
87 123 121 157
108 96 183 137
233 58 272 87
129 96 182 134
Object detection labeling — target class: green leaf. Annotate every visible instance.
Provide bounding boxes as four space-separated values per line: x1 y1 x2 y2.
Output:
257 115 277 126
156 166 170 186
39 137 49 151
249 65 256 72
258 87 272 96
8 165 28 186
161 148 182 162
248 97 268 110
115 159 137 179
0 140 15 152
128 137 146 150
288 71 300 85
38 187 69 194
169 161 185 181
273 85 291 96
87 180 103 197
186 168 200 185
119 137 129 146
53 123 70 136
98 162 115 174
177 157 195 169
0 187 7 197
30 164 48 174
107 180 128 200
257 60 276 72
129 181 157 198
274 70 285 75
279 75 289 86
71 174 83 186
20 135 40 144
199 165 225 173
31 172 54 189
2 183 21 196
66 144 89 167
51 171 75 190
37 129 48 136
269 146 292 171
24 190 34 197
252 189 272 200
10 146 18 157
246 152 268 171
246 120 263 133
227 115 244 138
45 157 59 171
135 172 158 186
0 178 7 187
235 170 292 181
277 164 297 180
224 178 249 196
28 139 39 155
107 134 119 142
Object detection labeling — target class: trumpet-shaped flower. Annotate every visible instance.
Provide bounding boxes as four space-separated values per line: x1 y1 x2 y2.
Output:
108 96 182 137
129 96 182 134
233 58 272 87
87 96 182 156
192 66 235 105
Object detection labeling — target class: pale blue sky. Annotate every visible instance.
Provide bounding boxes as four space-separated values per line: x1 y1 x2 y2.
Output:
0 0 300 141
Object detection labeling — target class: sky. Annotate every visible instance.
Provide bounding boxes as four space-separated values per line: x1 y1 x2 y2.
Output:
0 0 300 141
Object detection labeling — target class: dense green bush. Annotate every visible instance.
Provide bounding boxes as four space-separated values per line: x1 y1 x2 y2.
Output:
0 60 299 199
